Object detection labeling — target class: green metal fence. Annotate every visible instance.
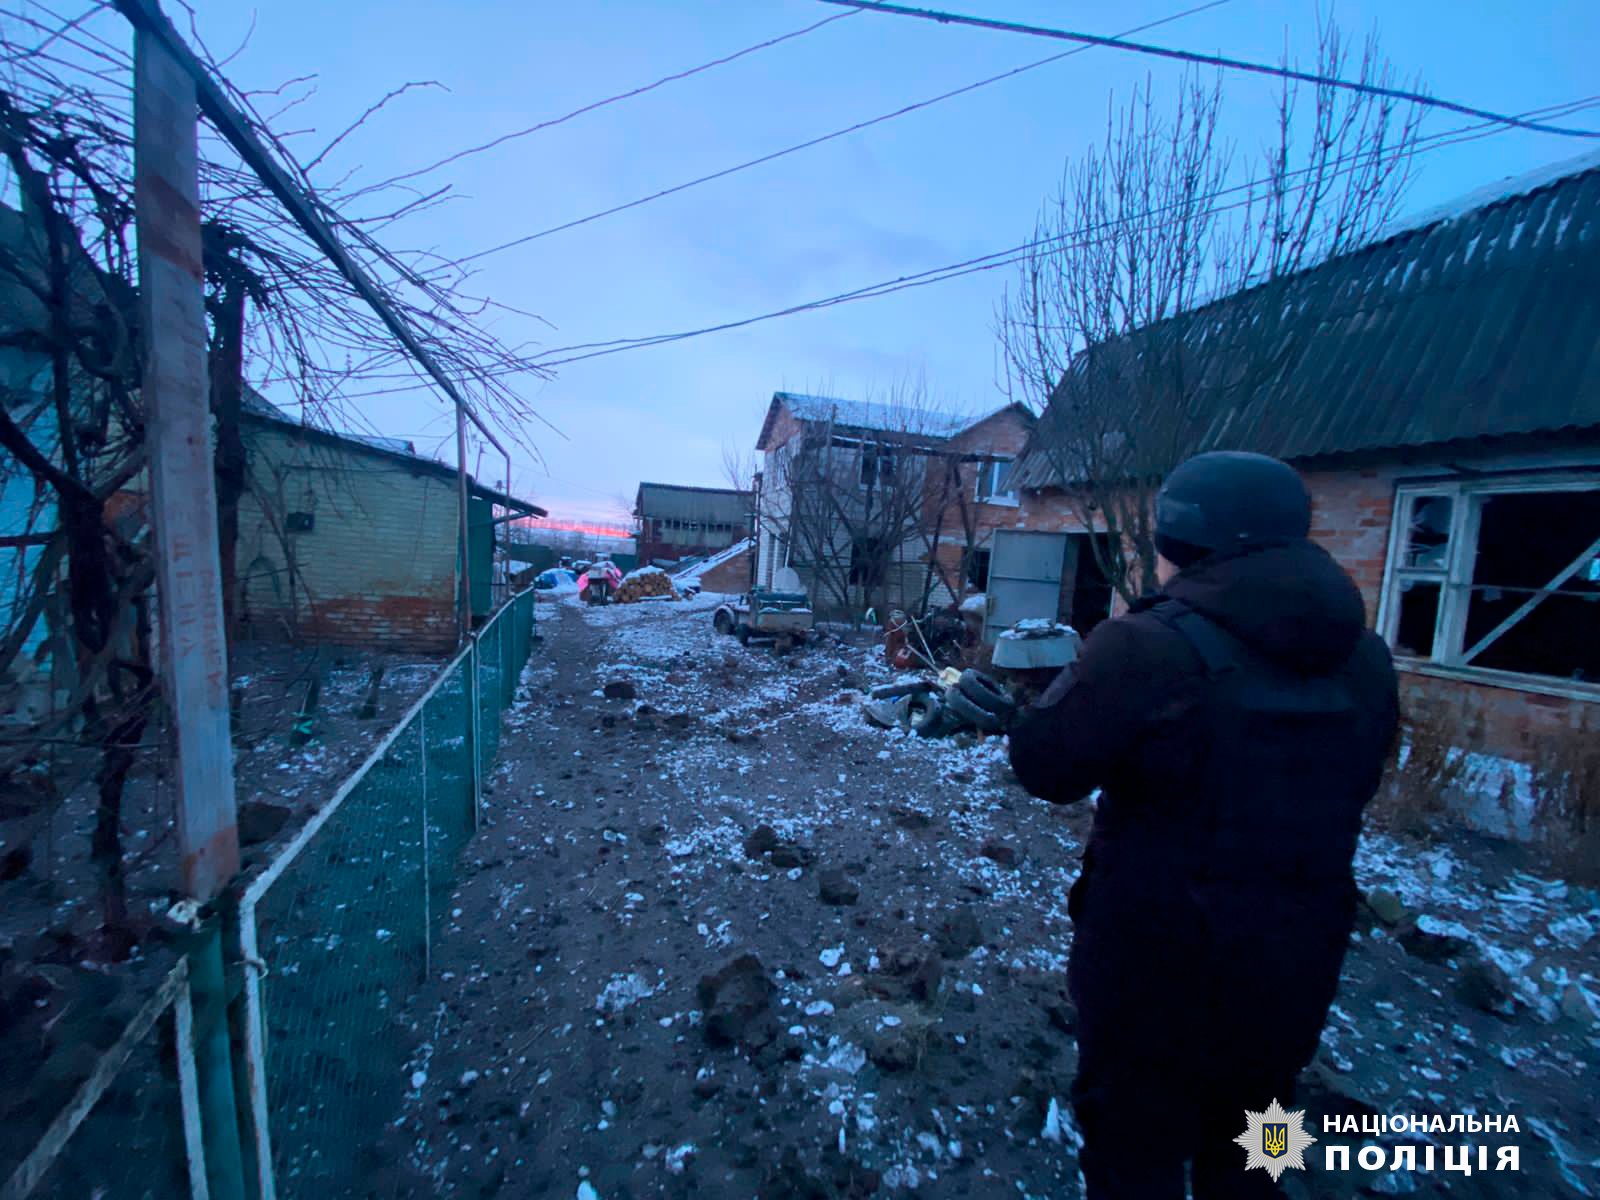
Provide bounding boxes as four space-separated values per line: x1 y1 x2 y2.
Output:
3 592 537 1200
1 962 203 1200
239 590 536 1199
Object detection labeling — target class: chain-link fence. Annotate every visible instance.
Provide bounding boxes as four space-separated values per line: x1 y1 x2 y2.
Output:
1 962 204 1200
239 591 536 1199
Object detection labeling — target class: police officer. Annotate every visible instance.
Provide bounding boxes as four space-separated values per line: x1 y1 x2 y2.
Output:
1008 451 1399 1198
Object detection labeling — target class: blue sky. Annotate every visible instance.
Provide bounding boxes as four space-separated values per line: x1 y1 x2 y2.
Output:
181 0 1600 524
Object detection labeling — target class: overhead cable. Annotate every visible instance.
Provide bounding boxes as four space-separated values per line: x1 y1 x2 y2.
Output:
455 0 1234 264
527 97 1600 369
815 0 1600 139
354 10 861 197
328 93 1598 396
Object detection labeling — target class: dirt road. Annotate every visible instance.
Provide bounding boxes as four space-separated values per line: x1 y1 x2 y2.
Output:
384 594 1600 1199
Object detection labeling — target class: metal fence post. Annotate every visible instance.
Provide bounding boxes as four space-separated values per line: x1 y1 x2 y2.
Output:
189 921 246 1200
467 634 481 831
501 609 512 705
419 708 431 981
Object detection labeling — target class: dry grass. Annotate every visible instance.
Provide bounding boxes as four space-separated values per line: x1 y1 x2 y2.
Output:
1530 712 1600 885
1370 696 1479 837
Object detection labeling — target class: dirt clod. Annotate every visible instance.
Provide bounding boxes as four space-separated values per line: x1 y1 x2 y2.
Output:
817 869 860 906
697 953 776 1048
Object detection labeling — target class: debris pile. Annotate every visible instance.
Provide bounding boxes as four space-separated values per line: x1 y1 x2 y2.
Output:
616 565 677 603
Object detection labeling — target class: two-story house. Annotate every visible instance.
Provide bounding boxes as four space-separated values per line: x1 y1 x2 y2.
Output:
752 391 1036 620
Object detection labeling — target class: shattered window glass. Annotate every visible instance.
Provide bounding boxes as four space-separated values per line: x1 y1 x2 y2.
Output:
1394 578 1442 658
1462 490 1600 681
1402 494 1452 569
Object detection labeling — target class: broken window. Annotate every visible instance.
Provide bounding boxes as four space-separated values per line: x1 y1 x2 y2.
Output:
1382 477 1600 691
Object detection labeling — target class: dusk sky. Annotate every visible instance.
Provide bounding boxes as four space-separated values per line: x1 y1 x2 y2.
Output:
180 0 1600 526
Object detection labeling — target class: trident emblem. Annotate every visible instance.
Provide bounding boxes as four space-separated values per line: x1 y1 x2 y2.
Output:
1262 1123 1289 1159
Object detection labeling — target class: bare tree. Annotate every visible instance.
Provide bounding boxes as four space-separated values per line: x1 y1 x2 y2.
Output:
998 23 1420 603
720 439 757 493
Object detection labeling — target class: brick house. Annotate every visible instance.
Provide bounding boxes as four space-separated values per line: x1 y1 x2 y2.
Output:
633 482 751 566
1010 153 1600 782
238 401 543 652
753 391 1035 617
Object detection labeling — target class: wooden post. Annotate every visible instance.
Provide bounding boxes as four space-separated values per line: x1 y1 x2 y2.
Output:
133 23 239 901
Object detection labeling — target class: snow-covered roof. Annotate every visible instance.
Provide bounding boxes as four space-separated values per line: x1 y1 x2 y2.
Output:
773 392 972 439
1383 146 1600 239
671 537 752 583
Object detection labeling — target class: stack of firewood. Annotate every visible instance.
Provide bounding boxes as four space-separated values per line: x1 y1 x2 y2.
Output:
616 567 676 603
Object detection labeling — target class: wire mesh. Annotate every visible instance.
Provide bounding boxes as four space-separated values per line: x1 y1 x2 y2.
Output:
252 717 428 1194
245 593 535 1197
422 661 473 937
474 615 504 780
21 973 196 1200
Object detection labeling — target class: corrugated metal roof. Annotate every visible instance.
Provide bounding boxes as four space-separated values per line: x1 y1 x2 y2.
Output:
1014 156 1600 490
634 482 751 523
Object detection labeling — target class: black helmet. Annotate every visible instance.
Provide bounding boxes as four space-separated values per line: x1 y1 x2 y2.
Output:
1155 451 1310 567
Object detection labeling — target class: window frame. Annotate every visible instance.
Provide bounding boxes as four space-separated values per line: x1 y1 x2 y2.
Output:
1376 471 1600 701
975 457 1019 507
860 442 897 489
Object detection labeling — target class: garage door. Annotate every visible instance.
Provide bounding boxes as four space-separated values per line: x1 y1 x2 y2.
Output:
984 530 1067 642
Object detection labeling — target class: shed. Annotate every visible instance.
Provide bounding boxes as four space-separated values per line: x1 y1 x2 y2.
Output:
238 406 543 652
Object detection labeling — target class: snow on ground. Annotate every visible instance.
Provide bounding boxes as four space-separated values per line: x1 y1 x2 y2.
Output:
378 597 1600 1199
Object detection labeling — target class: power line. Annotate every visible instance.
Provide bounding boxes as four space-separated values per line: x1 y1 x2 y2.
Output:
328 93 1597 398
352 9 862 198
454 0 1234 265
524 97 1600 369
817 0 1600 139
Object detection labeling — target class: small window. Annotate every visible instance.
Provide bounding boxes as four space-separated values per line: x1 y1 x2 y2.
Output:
849 537 886 587
861 444 896 488
968 548 992 591
976 459 1018 505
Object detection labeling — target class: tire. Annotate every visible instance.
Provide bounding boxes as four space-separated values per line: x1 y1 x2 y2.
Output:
713 609 735 636
869 679 938 702
945 686 1004 734
907 694 954 738
957 669 1013 717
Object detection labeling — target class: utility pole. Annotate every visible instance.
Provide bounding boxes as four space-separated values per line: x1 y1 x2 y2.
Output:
133 16 238 902
132 22 247 1200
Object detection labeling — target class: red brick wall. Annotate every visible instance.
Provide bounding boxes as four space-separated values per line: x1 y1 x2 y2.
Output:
924 407 1039 601
1299 464 1396 621
697 547 753 595
1307 456 1600 764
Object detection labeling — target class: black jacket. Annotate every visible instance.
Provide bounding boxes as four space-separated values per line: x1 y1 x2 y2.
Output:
1009 539 1398 1079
